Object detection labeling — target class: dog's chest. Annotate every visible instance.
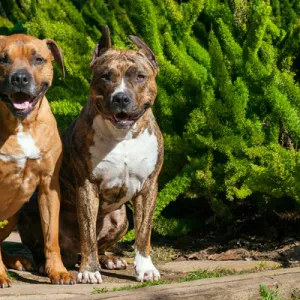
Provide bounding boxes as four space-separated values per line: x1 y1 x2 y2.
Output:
0 123 40 171
0 123 41 219
89 127 158 202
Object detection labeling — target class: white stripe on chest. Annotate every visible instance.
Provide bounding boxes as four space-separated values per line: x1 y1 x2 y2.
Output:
89 115 158 199
0 122 40 169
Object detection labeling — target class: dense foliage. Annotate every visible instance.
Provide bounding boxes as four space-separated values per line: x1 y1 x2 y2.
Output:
2 0 300 238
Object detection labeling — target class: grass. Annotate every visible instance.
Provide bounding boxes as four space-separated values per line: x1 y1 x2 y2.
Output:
178 268 248 282
92 268 250 294
259 284 282 300
7 272 17 280
92 280 170 294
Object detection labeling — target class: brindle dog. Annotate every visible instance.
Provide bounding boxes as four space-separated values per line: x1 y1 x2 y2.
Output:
19 27 164 284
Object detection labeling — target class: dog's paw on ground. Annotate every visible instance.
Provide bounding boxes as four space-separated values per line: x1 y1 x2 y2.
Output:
136 268 160 282
49 270 76 285
134 252 160 282
0 272 11 288
77 270 102 284
99 255 128 270
135 265 160 282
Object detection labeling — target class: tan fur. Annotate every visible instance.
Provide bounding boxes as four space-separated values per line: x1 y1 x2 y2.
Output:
0 34 74 287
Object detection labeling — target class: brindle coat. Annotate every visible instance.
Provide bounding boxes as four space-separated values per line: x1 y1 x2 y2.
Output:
0 34 74 287
19 27 164 283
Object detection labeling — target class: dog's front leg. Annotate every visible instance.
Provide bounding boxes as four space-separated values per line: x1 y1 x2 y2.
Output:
133 180 160 282
38 173 75 285
76 179 102 284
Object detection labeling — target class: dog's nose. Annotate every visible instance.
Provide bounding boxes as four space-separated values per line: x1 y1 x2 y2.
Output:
10 70 31 87
112 92 131 107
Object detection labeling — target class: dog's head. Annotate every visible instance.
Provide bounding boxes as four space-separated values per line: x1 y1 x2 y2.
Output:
90 26 159 129
0 34 64 118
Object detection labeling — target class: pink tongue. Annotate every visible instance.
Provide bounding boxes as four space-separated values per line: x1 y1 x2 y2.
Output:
13 101 31 110
11 92 32 110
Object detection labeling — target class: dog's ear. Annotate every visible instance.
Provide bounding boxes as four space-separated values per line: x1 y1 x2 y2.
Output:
44 39 65 79
128 35 158 71
91 26 111 66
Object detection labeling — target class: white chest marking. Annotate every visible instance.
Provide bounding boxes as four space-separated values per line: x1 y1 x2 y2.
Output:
89 115 158 200
0 122 41 169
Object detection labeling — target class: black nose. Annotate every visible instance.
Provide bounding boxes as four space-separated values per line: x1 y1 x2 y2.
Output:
112 92 131 108
10 70 31 88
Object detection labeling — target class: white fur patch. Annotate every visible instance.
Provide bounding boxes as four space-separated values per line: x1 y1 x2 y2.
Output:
134 251 160 282
89 115 158 202
0 122 40 169
111 79 126 98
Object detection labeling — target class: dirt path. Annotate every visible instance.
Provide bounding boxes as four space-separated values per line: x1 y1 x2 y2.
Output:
1 231 297 299
72 267 300 300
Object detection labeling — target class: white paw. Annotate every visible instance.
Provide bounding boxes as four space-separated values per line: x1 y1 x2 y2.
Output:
134 251 160 282
77 270 102 284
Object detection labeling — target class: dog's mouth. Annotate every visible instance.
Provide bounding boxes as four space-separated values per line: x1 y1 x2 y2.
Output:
1 89 46 118
9 92 40 111
110 112 136 129
109 105 150 129
94 98 151 129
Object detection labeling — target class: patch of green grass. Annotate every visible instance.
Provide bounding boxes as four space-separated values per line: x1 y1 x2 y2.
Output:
7 272 17 280
92 268 248 294
92 288 109 294
259 284 282 300
178 268 246 282
92 280 169 294
255 261 282 272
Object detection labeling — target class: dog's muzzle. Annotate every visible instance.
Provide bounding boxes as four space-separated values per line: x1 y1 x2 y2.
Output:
0 70 48 118
108 103 151 130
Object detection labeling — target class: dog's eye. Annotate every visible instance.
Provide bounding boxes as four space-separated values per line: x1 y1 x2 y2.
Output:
35 57 45 65
137 74 145 81
101 73 111 81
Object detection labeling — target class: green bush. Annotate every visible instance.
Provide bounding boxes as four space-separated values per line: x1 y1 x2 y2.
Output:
3 0 300 238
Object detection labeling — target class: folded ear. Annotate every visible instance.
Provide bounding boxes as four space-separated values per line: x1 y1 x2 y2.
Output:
91 25 111 66
44 39 65 79
128 35 158 71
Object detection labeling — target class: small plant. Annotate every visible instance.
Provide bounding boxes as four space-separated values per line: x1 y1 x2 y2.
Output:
92 288 109 294
259 284 282 300
255 261 281 272
178 268 239 282
92 280 169 294
0 220 8 229
7 272 17 280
